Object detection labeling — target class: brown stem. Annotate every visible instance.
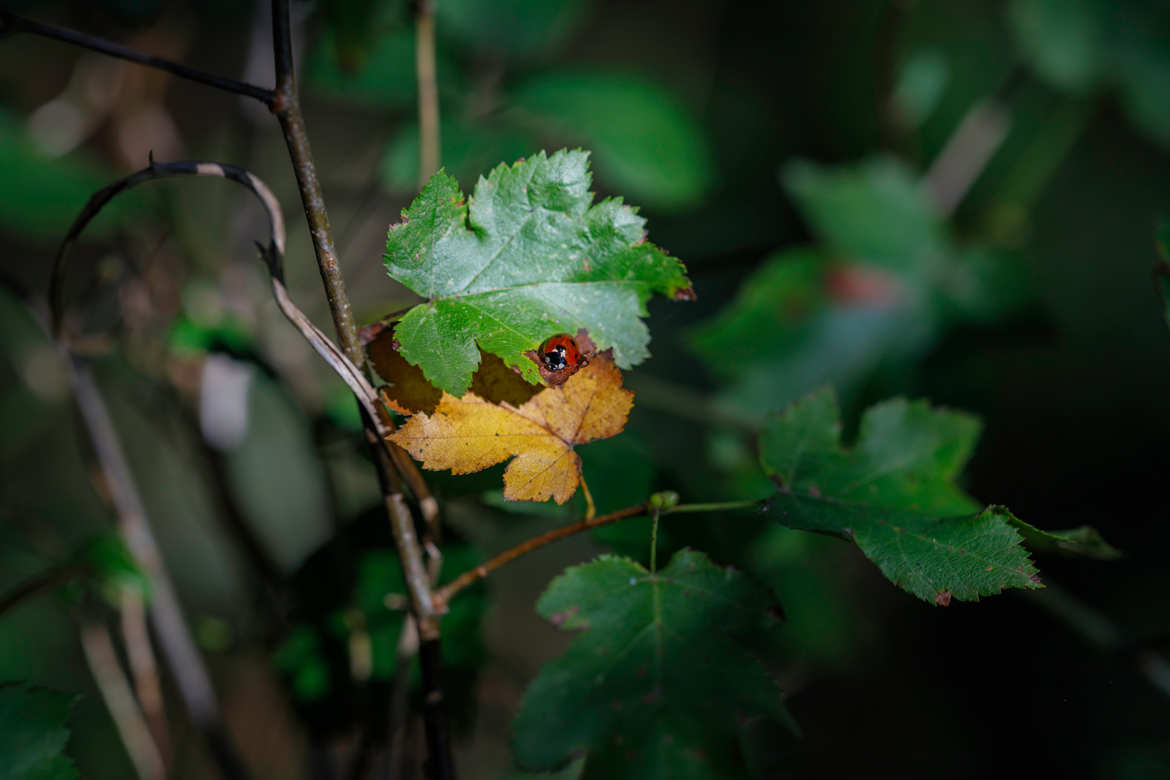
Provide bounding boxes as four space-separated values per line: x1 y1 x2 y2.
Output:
415 0 441 188
267 5 452 775
0 10 274 105
433 503 650 609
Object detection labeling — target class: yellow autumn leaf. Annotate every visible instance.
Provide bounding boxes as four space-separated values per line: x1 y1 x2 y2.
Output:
388 354 633 504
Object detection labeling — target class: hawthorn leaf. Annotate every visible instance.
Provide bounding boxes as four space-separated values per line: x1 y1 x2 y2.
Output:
0 682 79 780
388 354 632 504
512 550 791 778
383 149 692 395
759 389 1043 604
365 321 539 414
1005 514 1122 560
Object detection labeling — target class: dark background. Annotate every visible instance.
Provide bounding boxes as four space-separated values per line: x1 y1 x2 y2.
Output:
1 0 1168 778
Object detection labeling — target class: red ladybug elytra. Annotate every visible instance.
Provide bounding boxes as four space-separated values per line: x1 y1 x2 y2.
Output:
540 334 582 372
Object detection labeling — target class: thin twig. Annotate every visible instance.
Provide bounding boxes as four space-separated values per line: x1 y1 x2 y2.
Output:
920 68 1024 215
0 10 274 105
0 562 86 617
68 356 252 780
47 158 388 431
267 4 453 776
433 504 650 609
80 620 167 780
120 588 171 768
414 0 441 189
433 497 767 608
921 99 1011 216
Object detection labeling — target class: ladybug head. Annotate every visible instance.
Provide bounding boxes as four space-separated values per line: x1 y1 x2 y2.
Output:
542 343 569 371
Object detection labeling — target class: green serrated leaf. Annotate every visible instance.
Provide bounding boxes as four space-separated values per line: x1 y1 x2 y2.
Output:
1004 513 1122 560
759 389 1044 604
0 683 79 780
384 150 692 394
512 550 791 778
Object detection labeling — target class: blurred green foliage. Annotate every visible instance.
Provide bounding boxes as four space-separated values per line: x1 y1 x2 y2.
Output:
0 683 78 780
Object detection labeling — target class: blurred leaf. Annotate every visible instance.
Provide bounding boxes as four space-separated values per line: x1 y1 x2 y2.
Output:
318 0 408 70
503 757 584 780
273 625 331 702
1157 217 1170 332
1005 0 1170 147
891 50 950 128
381 117 536 194
935 246 1031 323
436 0 588 56
689 249 934 420
1114 26 1170 148
219 369 332 572
383 150 693 394
510 71 714 212
512 550 792 778
0 113 134 246
305 26 457 108
782 157 945 273
0 682 79 780
748 527 860 667
167 315 251 356
692 157 1030 418
80 533 150 605
760 389 1043 604
1008 0 1107 92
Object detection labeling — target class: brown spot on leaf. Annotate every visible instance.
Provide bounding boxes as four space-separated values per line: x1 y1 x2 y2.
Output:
934 591 952 607
673 286 697 301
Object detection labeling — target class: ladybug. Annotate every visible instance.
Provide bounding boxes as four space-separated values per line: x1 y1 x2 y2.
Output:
540 334 582 372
